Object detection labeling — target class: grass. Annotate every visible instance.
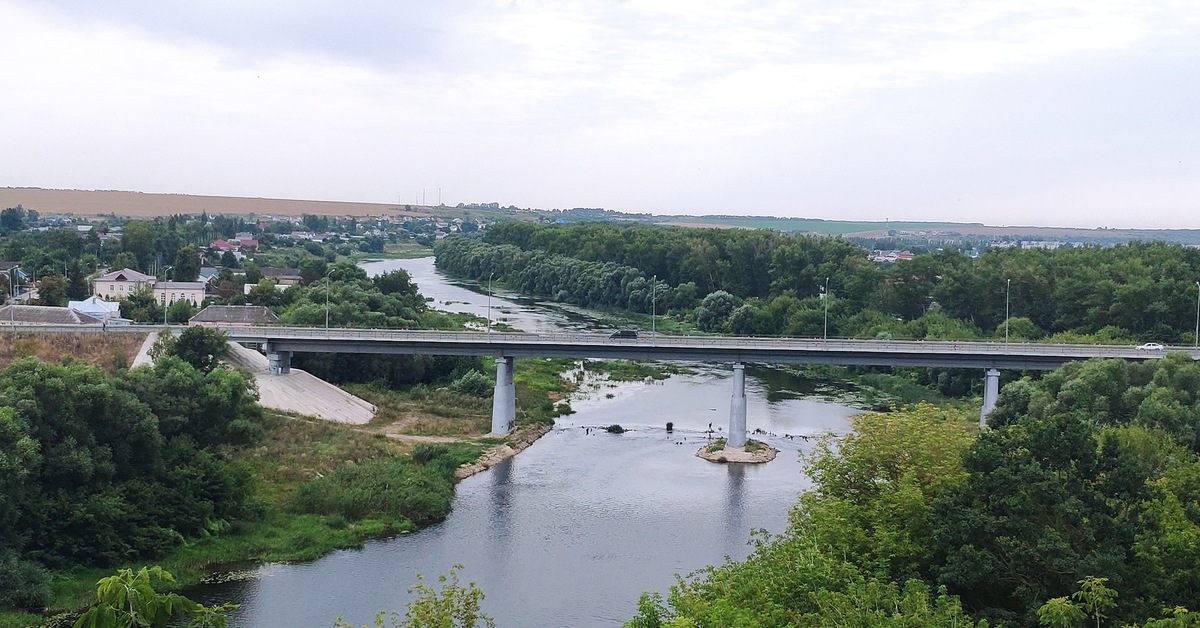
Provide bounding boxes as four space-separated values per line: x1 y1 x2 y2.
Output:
581 359 690 382
347 384 494 436
0 331 146 373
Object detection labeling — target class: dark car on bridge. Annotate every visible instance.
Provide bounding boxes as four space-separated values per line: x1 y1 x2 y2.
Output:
609 329 638 339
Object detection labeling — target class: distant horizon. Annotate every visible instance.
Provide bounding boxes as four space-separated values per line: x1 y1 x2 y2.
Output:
3 186 1199 234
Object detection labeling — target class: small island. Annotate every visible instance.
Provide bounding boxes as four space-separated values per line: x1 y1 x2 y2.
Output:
696 438 778 464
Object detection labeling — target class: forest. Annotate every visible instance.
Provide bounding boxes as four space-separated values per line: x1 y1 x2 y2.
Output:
435 222 1200 344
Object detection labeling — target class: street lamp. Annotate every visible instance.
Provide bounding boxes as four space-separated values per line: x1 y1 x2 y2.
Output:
651 274 656 336
1005 278 1011 344
1194 281 1199 348
487 272 494 336
325 266 336 333
823 277 830 341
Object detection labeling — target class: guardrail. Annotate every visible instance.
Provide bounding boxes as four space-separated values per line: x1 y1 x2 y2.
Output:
2 323 1189 364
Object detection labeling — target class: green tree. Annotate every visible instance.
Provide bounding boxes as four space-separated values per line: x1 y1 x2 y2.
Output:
0 206 27 233
36 274 67 306
73 566 233 628
173 245 202 281
168 326 229 373
67 260 91 300
334 565 494 628
166 298 196 324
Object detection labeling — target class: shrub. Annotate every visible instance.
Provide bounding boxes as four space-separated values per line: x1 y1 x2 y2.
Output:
449 370 492 397
606 424 626 434
290 458 455 526
0 553 50 611
412 442 450 465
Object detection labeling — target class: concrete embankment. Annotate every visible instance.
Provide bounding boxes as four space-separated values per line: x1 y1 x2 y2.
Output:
222 341 377 424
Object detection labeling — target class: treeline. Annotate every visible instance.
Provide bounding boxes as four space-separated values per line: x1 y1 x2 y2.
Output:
436 223 1200 343
631 355 1200 626
0 354 261 611
246 260 484 387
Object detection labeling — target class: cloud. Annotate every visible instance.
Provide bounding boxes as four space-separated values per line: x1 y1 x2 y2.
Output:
2 0 1199 227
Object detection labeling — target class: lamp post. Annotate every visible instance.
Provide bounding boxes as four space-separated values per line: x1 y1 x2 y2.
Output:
1194 281 1199 348
823 277 830 341
651 274 656 336
325 266 336 333
487 272 494 336
1005 278 1011 344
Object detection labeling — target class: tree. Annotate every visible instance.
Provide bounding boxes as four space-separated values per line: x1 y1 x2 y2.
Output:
694 290 736 332
169 326 229 373
167 298 197 324
67 260 90 300
334 564 494 628
0 206 27 233
36 274 67 306
73 566 233 628
173 245 202 281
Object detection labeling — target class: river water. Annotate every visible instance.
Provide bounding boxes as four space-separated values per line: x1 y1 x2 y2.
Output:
197 257 860 627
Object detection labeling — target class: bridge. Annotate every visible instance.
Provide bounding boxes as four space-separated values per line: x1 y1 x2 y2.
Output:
207 326 1194 443
14 324 1193 446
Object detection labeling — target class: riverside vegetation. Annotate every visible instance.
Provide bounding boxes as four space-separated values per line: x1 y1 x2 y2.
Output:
627 356 1200 626
0 331 641 626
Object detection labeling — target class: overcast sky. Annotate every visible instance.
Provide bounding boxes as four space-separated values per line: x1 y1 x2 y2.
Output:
2 1 1198 228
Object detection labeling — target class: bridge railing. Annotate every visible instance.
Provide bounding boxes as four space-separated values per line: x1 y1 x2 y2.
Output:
214 325 1180 359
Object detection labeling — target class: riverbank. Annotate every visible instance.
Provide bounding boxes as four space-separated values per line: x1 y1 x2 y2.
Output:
455 423 555 479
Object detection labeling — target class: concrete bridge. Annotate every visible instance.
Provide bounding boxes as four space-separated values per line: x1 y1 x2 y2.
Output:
208 326 1193 443
14 323 1188 445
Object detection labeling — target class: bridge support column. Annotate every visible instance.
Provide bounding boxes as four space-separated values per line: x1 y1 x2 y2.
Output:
266 344 291 375
979 368 1000 427
728 362 747 448
491 356 516 435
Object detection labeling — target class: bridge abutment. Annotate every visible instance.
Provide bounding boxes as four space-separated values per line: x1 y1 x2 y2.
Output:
728 362 747 448
979 368 1000 426
491 356 516 434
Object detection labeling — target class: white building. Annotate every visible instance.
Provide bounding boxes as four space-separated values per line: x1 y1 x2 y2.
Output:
69 296 121 321
153 281 206 307
94 268 156 300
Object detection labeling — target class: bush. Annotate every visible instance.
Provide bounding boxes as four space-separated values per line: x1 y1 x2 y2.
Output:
606 424 626 434
449 370 493 397
412 442 450 465
0 553 50 611
290 458 456 526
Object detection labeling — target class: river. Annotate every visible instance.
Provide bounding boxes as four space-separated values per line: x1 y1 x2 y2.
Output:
196 257 861 627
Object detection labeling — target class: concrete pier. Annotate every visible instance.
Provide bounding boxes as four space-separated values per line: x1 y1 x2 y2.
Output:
266 342 291 375
491 356 516 434
979 368 1000 427
728 362 747 447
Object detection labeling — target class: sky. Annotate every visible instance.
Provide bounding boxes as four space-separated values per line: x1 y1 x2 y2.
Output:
2 1 1198 228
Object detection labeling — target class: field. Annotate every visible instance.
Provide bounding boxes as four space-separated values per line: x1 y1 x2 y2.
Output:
0 187 434 218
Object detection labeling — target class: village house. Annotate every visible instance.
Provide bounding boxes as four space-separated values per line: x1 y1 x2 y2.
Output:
94 268 156 299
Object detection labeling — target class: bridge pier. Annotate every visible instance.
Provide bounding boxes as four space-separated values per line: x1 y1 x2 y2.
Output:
266 343 291 375
979 368 1000 427
728 362 747 448
491 356 516 434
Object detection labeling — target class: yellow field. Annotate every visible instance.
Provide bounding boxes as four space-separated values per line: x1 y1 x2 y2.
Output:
0 187 434 218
